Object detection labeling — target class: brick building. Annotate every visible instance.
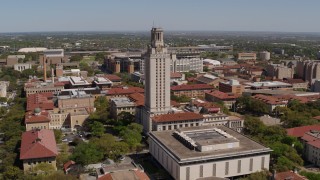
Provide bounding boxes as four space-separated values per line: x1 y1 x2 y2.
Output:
20 129 58 172
205 90 239 109
171 84 215 98
219 80 244 96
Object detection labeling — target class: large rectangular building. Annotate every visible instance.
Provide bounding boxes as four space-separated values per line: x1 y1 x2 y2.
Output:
149 126 272 180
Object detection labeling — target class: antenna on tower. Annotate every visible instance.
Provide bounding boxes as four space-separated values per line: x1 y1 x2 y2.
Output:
152 21 155 28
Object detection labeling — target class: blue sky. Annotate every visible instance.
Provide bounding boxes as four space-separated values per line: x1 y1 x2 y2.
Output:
0 0 319 33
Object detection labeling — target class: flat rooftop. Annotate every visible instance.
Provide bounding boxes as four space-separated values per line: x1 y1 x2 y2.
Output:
69 76 90 86
245 81 291 87
174 128 239 152
244 89 319 96
110 97 135 107
94 77 113 85
150 126 271 162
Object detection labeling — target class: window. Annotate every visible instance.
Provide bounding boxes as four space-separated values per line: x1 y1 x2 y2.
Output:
225 162 229 175
212 164 216 176
200 165 203 177
261 157 265 169
186 167 190 180
250 158 253 171
238 160 241 173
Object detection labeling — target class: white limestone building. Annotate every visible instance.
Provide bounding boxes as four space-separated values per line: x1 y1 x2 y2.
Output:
14 63 32 72
149 126 272 180
141 28 171 133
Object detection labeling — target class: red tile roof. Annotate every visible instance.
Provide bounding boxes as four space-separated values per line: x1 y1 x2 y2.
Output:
54 82 66 86
206 90 239 100
128 93 145 106
133 170 150 180
171 84 214 91
300 131 320 149
20 129 58 160
283 78 306 84
213 65 241 71
25 111 50 124
171 72 182 78
286 125 320 138
105 74 122 82
308 140 320 149
186 77 195 82
98 174 113 180
253 94 288 105
126 93 181 107
170 100 180 107
98 170 150 180
301 133 317 142
275 171 307 180
26 93 55 111
152 112 203 123
64 160 75 172
107 87 144 96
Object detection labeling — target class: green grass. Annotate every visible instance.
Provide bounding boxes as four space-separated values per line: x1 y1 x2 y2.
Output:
80 56 95 64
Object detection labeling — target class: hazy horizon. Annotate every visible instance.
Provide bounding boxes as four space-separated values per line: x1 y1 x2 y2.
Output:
0 0 319 33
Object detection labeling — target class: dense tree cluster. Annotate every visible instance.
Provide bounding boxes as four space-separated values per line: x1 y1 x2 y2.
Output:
276 100 320 128
71 123 143 166
244 116 303 171
171 94 191 103
300 171 320 180
115 73 144 88
236 95 269 115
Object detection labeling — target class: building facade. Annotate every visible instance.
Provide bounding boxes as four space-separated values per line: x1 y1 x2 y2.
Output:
259 51 271 61
296 60 320 85
265 64 294 80
170 53 203 73
141 28 171 133
14 63 32 72
219 80 244 96
110 97 136 119
149 126 271 180
237 53 257 61
171 84 215 98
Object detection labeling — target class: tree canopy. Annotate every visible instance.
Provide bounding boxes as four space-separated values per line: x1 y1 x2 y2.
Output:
243 116 303 171
71 142 103 165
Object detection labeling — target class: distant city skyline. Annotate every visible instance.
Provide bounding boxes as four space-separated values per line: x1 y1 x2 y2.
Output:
0 0 319 33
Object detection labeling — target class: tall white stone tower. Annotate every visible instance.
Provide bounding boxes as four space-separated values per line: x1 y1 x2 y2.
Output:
142 27 171 133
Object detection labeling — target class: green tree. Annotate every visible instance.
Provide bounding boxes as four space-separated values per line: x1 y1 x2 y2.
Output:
243 116 265 136
236 95 268 114
70 54 82 62
0 97 7 102
79 62 94 76
2 166 24 180
71 142 103 165
31 163 56 175
203 66 209 72
171 94 191 103
300 171 320 180
240 170 269 180
119 123 143 149
275 156 296 172
90 121 105 137
90 134 130 160
53 129 62 143
56 144 70 169
116 111 135 126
